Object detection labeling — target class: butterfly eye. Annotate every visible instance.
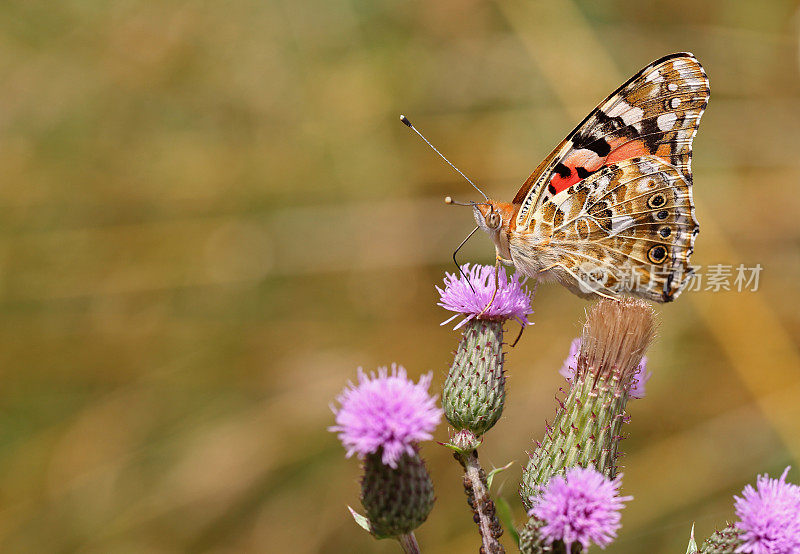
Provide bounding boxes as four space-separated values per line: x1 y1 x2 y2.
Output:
485 212 501 229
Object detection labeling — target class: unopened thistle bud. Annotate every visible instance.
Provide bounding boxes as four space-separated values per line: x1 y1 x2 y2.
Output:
520 298 655 510
437 264 532 444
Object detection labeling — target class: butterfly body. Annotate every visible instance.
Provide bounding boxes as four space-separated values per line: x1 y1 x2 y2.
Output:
473 53 709 303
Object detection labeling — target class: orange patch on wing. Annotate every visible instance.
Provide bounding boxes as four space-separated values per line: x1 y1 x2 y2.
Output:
605 138 652 164
568 149 604 172
550 172 581 193
550 148 605 193
655 143 676 160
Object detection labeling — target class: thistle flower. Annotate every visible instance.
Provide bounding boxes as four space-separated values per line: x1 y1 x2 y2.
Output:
438 265 533 442
733 467 800 554
437 263 532 329
559 337 652 399
558 337 582 379
528 466 632 553
438 265 530 551
330 365 442 468
332 366 440 542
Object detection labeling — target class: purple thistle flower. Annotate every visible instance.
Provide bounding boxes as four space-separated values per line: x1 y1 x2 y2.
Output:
436 263 533 330
528 466 632 552
734 467 800 554
330 365 443 468
559 338 651 399
558 338 582 380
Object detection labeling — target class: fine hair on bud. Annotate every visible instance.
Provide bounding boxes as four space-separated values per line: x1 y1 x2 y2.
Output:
578 298 656 394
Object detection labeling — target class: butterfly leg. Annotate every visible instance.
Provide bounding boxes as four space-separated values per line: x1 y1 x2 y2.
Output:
477 256 502 318
510 324 525 347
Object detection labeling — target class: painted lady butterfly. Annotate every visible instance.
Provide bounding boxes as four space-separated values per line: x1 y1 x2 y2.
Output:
469 52 709 303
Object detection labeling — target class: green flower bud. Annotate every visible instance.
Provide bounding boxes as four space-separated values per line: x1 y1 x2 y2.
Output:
442 319 506 438
700 524 743 554
450 429 482 452
518 518 576 553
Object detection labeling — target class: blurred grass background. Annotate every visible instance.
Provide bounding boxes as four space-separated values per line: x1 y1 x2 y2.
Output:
0 0 799 552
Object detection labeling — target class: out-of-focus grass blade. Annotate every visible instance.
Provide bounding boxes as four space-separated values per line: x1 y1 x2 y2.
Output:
686 522 698 554
495 496 520 547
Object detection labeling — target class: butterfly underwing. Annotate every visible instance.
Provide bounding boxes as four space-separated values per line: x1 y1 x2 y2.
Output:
473 52 709 302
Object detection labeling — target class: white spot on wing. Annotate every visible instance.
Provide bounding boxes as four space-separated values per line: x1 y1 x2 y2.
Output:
610 214 635 234
657 112 677 131
606 102 628 117
672 59 699 82
645 70 661 83
622 106 643 126
607 102 644 127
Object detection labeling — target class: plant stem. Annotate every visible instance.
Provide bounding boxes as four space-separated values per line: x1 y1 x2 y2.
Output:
455 450 505 553
397 532 421 554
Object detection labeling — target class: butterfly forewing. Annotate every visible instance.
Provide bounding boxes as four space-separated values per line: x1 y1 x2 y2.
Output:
514 52 709 231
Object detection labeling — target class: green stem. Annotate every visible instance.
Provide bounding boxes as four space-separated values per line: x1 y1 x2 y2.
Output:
397 532 421 554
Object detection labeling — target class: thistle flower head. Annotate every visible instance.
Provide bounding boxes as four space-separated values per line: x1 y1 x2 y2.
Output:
330 365 443 468
437 263 533 329
734 467 800 554
559 338 582 379
560 337 652 399
528 466 632 552
577 298 656 395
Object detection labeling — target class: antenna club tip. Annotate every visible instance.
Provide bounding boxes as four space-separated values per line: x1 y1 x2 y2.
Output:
444 196 453 204
399 114 412 127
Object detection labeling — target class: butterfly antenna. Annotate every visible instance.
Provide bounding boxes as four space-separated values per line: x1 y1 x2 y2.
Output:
452 226 480 293
445 196 479 207
400 115 489 201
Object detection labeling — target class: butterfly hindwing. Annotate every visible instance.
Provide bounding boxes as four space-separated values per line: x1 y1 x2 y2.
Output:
509 156 699 302
514 52 709 230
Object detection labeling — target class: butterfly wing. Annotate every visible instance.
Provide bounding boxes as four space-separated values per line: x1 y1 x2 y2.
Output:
510 156 698 302
514 52 709 230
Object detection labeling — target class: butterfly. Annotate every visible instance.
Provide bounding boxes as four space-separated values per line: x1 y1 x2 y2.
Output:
462 52 709 303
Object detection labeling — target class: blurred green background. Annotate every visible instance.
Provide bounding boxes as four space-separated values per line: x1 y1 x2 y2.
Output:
1 0 799 552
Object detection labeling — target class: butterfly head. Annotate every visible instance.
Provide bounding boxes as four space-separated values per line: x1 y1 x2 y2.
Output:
472 200 516 259
474 202 502 231
472 201 514 234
